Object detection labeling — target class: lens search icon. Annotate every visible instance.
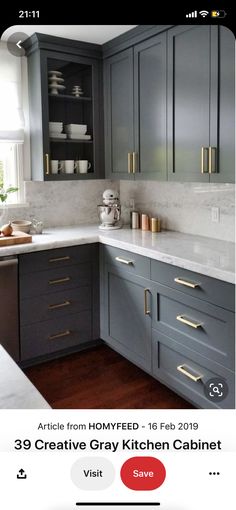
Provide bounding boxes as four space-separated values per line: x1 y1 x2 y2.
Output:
204 378 228 402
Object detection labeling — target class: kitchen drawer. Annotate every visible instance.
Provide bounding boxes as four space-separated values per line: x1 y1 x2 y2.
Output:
152 329 235 409
103 245 150 278
150 259 235 311
19 244 93 274
21 311 92 360
152 283 235 370
20 286 91 326
20 263 91 299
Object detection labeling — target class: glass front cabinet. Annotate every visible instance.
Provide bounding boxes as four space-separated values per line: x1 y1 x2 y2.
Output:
24 33 104 180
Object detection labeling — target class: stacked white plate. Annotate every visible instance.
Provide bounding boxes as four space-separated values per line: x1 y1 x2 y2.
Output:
49 121 67 139
64 124 91 140
48 70 66 95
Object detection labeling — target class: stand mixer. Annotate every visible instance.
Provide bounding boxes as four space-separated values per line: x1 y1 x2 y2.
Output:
97 189 122 230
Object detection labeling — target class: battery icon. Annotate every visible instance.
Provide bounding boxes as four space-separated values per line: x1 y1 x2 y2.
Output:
211 10 227 17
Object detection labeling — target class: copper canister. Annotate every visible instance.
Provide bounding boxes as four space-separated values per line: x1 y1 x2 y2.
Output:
151 217 161 232
141 214 149 231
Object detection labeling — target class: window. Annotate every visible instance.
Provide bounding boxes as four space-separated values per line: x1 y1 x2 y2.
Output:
0 42 25 205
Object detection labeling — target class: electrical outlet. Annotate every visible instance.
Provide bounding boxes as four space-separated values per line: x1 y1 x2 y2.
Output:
211 207 220 223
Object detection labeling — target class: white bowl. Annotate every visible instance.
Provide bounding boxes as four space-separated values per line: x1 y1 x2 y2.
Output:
65 124 87 135
11 220 32 234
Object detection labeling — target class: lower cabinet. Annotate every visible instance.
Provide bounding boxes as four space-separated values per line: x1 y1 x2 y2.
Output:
100 245 235 409
19 244 99 363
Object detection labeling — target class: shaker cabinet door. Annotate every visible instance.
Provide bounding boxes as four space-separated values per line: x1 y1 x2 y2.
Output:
104 48 134 179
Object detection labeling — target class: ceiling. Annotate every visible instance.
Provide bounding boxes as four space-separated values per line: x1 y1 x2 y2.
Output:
1 25 138 45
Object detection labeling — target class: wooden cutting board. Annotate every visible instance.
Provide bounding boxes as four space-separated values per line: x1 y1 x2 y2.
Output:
0 230 32 246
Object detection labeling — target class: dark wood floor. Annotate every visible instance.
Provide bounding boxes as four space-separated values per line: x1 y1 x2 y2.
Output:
24 344 194 409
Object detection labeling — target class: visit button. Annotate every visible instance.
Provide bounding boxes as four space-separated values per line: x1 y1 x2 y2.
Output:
120 456 166 490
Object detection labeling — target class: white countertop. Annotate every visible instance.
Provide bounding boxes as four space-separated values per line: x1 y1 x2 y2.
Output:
0 224 234 283
0 346 50 409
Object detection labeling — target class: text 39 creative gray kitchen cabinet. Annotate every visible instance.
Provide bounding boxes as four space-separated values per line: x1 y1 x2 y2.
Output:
100 245 235 409
24 33 104 180
19 244 99 363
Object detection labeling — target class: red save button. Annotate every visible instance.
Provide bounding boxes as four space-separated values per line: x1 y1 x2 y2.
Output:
120 456 166 490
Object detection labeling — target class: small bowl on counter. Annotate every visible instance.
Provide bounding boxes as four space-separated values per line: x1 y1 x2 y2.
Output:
11 220 32 233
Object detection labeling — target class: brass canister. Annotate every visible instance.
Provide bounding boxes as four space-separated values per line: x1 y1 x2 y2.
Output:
150 217 161 232
141 214 149 231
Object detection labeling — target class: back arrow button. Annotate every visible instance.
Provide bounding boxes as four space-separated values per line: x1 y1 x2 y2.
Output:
16 40 22 49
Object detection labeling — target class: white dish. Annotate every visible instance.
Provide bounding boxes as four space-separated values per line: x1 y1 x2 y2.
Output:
49 84 65 90
67 134 91 140
11 220 32 234
49 133 67 139
65 124 87 135
48 77 64 83
48 70 63 76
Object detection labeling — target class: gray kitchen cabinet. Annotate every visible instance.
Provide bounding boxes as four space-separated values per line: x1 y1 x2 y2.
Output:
104 32 167 180
167 25 235 183
104 48 134 179
24 33 104 180
19 244 99 363
100 246 152 372
100 244 235 409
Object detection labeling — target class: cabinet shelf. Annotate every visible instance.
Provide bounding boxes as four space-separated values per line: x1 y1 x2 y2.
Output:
49 94 92 102
50 138 93 144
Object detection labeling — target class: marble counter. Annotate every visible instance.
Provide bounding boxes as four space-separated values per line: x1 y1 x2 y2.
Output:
0 345 50 409
0 225 234 283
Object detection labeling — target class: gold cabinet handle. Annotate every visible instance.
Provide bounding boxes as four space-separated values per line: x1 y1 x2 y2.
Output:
128 152 133 173
174 277 199 289
132 152 137 173
115 256 134 266
144 288 151 316
201 147 209 173
177 364 203 382
48 276 71 285
49 256 70 263
49 329 71 340
176 314 203 329
45 153 50 175
209 146 217 174
48 300 71 310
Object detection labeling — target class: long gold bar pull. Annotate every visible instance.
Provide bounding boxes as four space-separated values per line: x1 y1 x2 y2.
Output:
174 277 199 289
48 300 71 310
177 364 203 382
45 153 50 175
176 314 203 329
49 256 71 263
144 288 151 316
48 277 71 285
209 147 217 174
132 152 137 173
201 147 209 173
128 152 133 173
115 256 134 265
49 330 71 340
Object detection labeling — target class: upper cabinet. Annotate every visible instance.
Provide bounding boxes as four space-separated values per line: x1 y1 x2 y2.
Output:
104 32 167 180
104 25 234 183
167 25 235 183
24 34 104 180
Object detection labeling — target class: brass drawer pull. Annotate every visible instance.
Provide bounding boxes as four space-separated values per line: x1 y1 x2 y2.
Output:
174 277 199 289
115 256 134 266
209 146 217 174
176 314 203 329
48 276 71 285
132 152 137 173
49 330 71 340
128 152 133 173
49 256 70 263
201 147 209 173
48 300 71 310
45 153 50 175
144 288 151 316
177 364 203 382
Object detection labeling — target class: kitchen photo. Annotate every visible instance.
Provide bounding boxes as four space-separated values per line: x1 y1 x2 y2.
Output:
0 24 235 410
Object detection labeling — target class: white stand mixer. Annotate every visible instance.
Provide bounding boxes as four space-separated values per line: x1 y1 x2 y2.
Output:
97 189 122 230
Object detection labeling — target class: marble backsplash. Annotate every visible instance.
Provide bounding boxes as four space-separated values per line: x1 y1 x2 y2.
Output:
0 179 234 242
0 180 119 227
120 181 235 242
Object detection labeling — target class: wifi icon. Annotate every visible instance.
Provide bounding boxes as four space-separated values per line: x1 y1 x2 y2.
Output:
199 10 209 17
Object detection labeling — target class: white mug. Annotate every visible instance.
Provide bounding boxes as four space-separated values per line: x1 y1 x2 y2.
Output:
65 160 76 174
51 160 62 174
78 160 91 174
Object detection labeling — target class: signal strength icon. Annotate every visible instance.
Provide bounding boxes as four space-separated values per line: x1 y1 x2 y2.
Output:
186 10 197 18
199 10 209 17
